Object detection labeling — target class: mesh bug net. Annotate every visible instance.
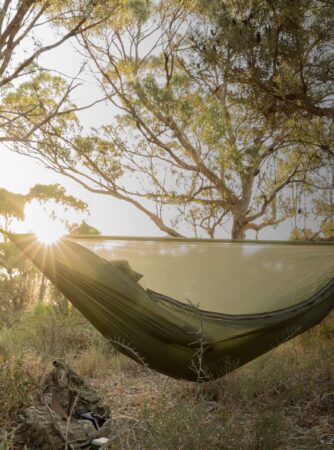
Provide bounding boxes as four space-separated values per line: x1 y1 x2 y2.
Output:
9 234 334 381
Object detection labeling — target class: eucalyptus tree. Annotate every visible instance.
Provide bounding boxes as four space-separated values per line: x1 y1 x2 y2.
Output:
9 0 330 238
193 0 334 235
69 220 100 235
0 183 87 315
0 0 117 147
195 0 334 120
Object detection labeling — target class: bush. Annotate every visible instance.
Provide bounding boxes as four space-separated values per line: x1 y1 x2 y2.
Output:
0 305 332 449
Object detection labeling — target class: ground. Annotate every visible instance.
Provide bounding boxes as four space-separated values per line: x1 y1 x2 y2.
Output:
0 305 333 449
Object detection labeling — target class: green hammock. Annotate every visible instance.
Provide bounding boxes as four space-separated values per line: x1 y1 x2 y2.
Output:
8 233 334 382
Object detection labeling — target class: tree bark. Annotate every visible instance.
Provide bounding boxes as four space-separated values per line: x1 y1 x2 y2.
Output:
231 213 247 239
38 275 47 303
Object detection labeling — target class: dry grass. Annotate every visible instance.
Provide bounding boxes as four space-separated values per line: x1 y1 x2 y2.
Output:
91 318 334 450
0 306 333 449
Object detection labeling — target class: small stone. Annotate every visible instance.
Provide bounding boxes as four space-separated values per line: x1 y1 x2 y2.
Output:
91 437 109 449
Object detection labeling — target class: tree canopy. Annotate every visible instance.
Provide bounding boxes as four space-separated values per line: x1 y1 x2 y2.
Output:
0 188 25 222
69 220 101 235
0 0 118 146
0 183 87 229
196 0 334 119
3 0 334 239
0 182 89 319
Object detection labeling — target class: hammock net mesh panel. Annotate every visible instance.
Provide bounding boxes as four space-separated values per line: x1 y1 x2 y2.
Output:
77 238 334 315
8 234 334 382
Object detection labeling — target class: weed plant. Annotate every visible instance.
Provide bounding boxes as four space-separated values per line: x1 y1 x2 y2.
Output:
0 306 333 449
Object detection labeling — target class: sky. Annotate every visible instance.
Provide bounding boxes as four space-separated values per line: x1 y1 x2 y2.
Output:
0 145 165 237
0 31 166 237
0 23 298 240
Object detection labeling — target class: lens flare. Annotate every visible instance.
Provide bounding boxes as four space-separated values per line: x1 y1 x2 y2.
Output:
35 224 65 245
24 200 67 245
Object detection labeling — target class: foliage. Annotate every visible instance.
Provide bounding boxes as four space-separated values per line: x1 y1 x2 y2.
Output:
195 0 334 120
70 220 101 235
8 0 332 238
94 314 334 450
289 177 334 240
0 0 116 148
0 252 34 324
0 302 110 446
0 306 332 449
192 0 334 237
0 182 88 321
27 183 87 212
0 189 25 222
0 1 331 239
0 241 36 323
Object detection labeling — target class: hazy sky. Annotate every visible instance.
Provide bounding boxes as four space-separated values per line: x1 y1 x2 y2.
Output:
0 30 297 239
0 33 167 237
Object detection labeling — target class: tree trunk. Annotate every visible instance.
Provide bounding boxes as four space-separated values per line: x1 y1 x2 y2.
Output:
231 212 247 239
231 221 246 239
38 275 47 303
231 176 255 239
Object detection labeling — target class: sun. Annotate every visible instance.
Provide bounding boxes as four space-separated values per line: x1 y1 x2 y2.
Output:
23 200 67 245
35 223 65 245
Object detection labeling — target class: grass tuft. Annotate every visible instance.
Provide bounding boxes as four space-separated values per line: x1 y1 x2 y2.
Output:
0 307 333 449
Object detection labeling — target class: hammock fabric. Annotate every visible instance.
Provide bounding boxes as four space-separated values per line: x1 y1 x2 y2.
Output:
9 233 334 382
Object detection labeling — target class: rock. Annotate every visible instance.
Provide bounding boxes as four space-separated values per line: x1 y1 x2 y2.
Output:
90 437 109 449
